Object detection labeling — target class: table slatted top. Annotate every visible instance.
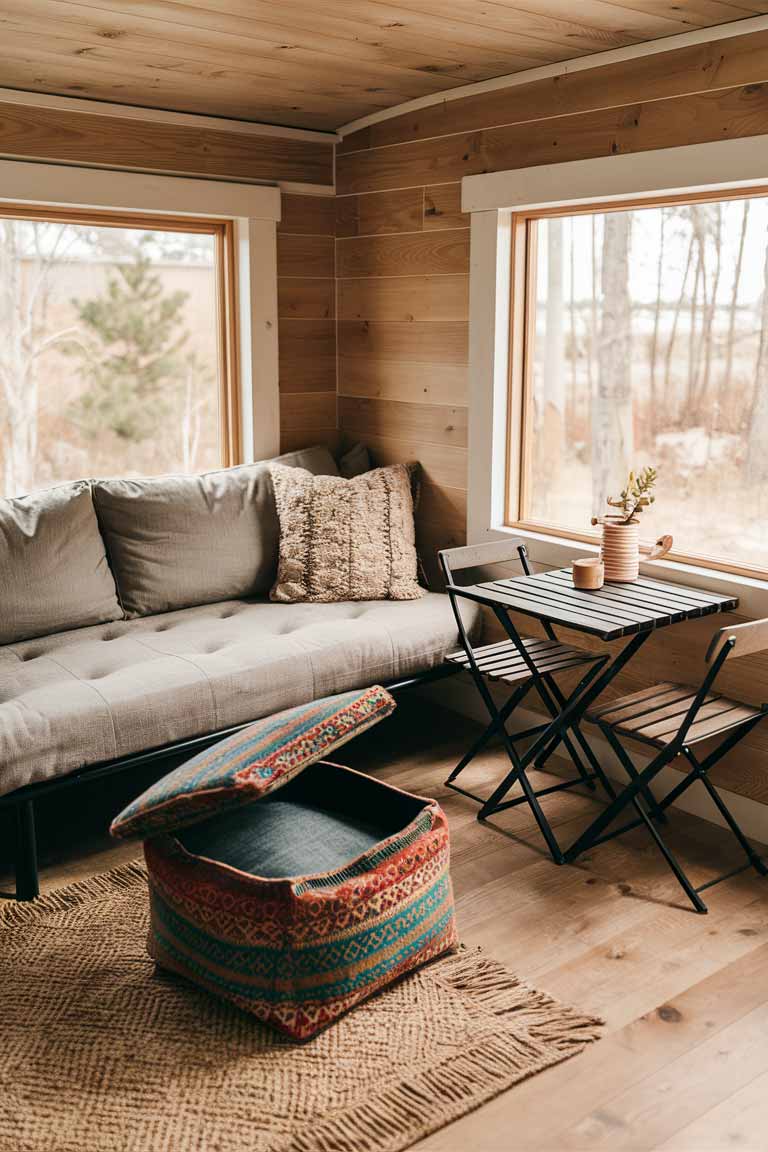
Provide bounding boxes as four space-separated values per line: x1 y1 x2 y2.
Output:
455 567 738 641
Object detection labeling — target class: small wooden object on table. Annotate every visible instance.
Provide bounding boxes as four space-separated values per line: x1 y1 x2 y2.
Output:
572 558 604 590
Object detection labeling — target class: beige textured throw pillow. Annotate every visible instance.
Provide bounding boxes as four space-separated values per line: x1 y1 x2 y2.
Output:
269 462 423 603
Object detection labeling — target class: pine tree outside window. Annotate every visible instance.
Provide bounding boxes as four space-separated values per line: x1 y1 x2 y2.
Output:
0 207 239 497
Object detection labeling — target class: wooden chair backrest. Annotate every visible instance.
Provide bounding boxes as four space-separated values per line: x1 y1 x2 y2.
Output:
439 539 528 587
706 618 768 664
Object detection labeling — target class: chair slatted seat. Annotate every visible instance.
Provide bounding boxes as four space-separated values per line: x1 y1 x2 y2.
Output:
587 683 763 747
566 620 768 913
446 637 603 685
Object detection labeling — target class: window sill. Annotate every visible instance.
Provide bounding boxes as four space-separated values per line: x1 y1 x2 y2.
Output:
484 524 768 619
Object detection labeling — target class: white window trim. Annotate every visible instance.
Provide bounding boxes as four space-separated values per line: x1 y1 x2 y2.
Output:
463 135 768 618
0 158 282 463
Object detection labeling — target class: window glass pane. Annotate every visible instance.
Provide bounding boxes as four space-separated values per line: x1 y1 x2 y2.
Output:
523 197 768 572
0 218 222 496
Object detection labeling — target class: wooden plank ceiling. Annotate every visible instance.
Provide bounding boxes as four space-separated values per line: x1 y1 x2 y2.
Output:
0 1 766 132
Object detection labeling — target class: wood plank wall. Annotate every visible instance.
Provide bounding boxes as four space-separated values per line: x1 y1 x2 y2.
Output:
335 184 470 587
0 100 333 185
335 28 768 808
278 194 338 454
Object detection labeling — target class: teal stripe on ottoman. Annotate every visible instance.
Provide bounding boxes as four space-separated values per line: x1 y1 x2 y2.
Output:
143 794 458 1041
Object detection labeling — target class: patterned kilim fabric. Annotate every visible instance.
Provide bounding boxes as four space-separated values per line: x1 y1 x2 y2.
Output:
111 685 395 839
144 791 458 1041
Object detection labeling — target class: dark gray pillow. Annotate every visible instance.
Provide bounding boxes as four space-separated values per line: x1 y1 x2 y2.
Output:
272 444 339 476
93 464 279 617
339 442 372 479
0 481 122 643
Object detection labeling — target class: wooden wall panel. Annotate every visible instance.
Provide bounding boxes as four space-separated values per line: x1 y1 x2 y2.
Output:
339 28 768 152
339 395 467 447
280 391 337 430
278 278 334 321
336 220 470 576
276 234 335 278
338 275 469 322
277 193 336 451
333 30 768 809
335 184 469 236
416 479 468 588
352 432 468 490
0 101 333 186
279 427 340 455
278 319 336 393
336 230 469 277
280 194 336 234
338 319 468 363
338 359 467 405
336 188 423 237
423 184 469 231
338 83 768 194
335 170 471 577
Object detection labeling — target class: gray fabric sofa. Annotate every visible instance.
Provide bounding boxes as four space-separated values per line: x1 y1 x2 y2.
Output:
0 444 478 899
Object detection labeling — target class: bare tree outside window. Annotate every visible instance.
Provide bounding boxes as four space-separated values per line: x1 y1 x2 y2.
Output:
0 217 222 497
523 194 768 573
0 220 79 495
593 209 632 516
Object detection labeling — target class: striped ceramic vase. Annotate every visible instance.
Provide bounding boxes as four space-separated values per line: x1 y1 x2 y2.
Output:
601 521 639 582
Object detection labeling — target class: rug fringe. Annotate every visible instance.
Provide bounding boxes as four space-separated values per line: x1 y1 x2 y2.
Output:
278 1028 588 1152
0 859 146 928
435 946 603 1050
276 948 602 1152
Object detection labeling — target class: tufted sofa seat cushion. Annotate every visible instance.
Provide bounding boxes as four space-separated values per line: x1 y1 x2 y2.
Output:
0 593 479 797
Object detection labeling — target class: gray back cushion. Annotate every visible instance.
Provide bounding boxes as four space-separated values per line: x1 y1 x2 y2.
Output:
93 465 278 617
92 448 339 618
0 481 122 644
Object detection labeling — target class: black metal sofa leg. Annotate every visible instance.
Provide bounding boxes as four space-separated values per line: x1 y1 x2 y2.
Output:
15 800 39 901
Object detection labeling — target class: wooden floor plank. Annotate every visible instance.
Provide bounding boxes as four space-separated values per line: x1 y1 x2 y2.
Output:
554 998 768 1150
540 889 768 1028
655 1066 768 1150
416 943 768 1151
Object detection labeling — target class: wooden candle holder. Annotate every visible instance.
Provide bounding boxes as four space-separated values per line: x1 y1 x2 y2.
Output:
572 557 604 590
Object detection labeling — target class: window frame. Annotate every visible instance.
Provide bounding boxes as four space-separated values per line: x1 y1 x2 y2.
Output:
505 185 768 583
0 201 242 471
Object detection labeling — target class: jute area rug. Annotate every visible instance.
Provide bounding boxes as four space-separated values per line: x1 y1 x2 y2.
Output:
0 861 601 1152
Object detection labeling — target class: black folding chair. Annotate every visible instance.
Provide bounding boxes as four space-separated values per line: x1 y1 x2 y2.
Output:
439 539 615 863
565 618 768 912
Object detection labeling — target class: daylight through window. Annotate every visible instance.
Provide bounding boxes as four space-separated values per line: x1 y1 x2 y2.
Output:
511 191 768 576
0 208 238 497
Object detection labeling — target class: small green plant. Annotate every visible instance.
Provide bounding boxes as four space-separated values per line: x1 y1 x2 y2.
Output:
606 466 658 524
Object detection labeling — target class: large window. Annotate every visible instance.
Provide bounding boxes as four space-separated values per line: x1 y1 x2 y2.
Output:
509 190 768 577
0 206 239 497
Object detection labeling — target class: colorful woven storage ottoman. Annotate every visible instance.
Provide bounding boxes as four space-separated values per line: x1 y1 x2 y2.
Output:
111 685 458 1041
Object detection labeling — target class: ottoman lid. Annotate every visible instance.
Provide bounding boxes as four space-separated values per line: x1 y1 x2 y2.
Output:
110 685 396 840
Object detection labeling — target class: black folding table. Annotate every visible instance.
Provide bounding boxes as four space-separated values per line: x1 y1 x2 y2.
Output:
446 563 738 861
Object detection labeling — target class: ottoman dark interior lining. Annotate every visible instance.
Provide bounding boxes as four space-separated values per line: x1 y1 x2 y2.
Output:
177 762 427 879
